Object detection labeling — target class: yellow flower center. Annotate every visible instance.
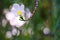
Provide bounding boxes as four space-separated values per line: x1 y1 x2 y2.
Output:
17 10 23 16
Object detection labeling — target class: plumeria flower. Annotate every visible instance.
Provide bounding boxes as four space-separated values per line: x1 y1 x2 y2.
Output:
4 3 32 27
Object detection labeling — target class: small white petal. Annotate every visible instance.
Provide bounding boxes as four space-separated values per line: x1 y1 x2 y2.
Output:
9 19 17 26
11 7 16 11
43 27 50 35
19 4 25 12
20 4 24 9
6 31 12 38
12 11 19 17
15 16 25 28
12 28 18 36
5 12 15 21
26 8 32 19
12 3 20 9
2 18 7 27
16 20 25 28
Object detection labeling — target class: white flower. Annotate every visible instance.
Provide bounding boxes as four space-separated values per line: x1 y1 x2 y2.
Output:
9 19 17 26
4 3 32 27
5 3 25 27
43 27 50 35
6 31 12 38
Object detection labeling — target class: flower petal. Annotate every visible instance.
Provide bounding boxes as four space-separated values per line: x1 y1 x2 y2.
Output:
20 4 25 12
5 12 15 21
15 16 25 28
11 11 18 17
25 8 32 19
12 28 18 36
12 3 20 9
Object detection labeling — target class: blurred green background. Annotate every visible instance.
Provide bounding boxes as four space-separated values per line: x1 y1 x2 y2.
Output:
0 0 60 40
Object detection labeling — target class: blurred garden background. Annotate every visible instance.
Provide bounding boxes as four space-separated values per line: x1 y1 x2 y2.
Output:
0 0 60 40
